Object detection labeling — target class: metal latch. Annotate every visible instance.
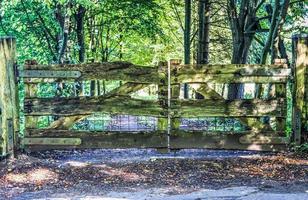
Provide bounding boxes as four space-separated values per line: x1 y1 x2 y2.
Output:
19 70 81 78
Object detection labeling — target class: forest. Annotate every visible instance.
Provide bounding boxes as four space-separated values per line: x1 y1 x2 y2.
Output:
0 0 305 65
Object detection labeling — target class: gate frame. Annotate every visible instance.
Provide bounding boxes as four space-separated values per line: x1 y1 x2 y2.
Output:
292 34 308 144
0 37 19 158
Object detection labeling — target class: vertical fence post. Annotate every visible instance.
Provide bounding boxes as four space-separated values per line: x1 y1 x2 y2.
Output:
292 34 308 145
169 59 182 133
0 37 19 157
274 59 288 135
157 61 169 148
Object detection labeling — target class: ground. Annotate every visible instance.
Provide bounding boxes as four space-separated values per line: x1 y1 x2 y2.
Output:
0 149 307 200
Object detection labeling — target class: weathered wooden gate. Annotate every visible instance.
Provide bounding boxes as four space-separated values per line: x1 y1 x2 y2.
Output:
0 35 307 155
19 59 293 151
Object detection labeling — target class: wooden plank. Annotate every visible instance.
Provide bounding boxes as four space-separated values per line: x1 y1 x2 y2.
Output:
26 129 284 138
25 96 163 117
6 119 14 156
23 129 287 151
21 63 291 84
171 82 181 131
169 132 288 151
25 129 165 137
24 83 38 131
157 64 168 131
173 74 289 84
23 132 167 150
173 64 291 76
275 83 287 134
172 99 285 117
25 97 285 118
22 62 162 83
239 135 290 144
22 138 82 146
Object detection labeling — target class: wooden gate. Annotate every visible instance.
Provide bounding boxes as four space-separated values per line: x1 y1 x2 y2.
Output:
20 60 292 151
1 35 307 155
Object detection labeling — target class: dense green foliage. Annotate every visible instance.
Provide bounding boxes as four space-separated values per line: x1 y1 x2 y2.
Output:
0 0 306 65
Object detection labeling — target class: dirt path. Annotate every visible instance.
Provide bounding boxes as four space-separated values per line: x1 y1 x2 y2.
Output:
0 149 307 199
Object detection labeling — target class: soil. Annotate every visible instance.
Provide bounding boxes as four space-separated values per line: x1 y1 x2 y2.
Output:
0 149 307 200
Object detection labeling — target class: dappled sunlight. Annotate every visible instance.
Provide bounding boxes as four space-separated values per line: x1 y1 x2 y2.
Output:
242 153 308 165
93 164 147 182
232 157 308 180
247 143 263 151
5 168 58 185
65 161 90 168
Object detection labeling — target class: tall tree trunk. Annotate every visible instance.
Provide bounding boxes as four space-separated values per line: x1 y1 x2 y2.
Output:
227 0 259 99
197 0 210 64
270 0 290 64
196 0 210 99
74 5 86 96
75 5 86 63
184 0 192 98
260 0 280 64
55 3 70 64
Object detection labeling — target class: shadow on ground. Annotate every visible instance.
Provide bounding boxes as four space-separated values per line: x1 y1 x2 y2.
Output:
0 149 307 199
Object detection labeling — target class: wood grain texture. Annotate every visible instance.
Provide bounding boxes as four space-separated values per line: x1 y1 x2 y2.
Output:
293 35 308 144
25 95 163 116
0 37 18 156
23 130 288 151
172 99 285 117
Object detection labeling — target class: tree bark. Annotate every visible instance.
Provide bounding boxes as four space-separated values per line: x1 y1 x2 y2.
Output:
55 3 70 64
75 5 86 63
197 0 210 64
184 0 192 98
196 0 210 99
227 0 260 99
270 0 290 64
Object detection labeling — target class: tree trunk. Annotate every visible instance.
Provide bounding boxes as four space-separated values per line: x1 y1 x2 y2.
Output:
270 0 290 64
197 0 210 64
75 5 86 63
196 0 210 99
227 0 259 99
55 3 70 64
184 0 192 99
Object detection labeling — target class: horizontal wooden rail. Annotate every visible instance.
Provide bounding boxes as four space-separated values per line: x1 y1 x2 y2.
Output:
22 138 82 146
22 131 167 149
24 95 285 118
20 63 291 84
24 95 163 117
22 130 289 151
172 99 286 117
172 74 290 84
21 62 162 83
25 129 166 137
25 129 283 137
169 133 288 151
172 64 290 76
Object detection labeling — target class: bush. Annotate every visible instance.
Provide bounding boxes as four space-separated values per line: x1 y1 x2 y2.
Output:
294 143 308 153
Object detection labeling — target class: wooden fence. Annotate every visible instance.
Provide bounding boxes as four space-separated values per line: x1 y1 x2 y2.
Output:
18 59 292 151
0 35 307 156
